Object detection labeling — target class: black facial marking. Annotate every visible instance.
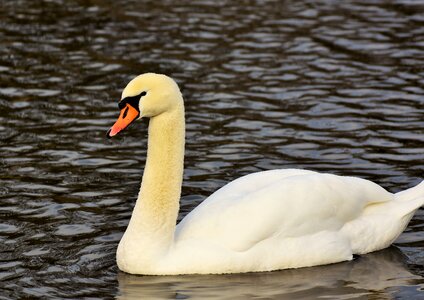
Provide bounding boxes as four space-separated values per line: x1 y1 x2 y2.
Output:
118 91 147 111
122 106 129 119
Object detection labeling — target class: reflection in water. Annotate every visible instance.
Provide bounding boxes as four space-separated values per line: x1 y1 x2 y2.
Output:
117 247 421 299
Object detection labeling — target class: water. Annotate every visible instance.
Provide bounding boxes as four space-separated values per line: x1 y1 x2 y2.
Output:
1 0 424 298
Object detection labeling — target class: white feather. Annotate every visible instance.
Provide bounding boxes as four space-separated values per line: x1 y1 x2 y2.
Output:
114 74 424 275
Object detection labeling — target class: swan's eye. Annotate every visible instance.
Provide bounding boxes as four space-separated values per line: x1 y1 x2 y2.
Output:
122 106 129 119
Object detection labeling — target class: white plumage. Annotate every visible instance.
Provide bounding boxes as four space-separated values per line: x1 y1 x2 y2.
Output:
109 73 424 275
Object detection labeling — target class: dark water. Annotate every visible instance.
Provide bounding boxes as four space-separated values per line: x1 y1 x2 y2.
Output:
1 0 424 298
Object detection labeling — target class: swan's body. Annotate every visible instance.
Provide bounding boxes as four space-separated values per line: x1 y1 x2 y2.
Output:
108 73 424 275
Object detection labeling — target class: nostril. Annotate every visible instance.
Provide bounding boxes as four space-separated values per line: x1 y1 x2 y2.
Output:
122 106 129 119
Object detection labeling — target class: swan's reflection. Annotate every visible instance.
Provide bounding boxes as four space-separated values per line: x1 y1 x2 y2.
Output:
117 247 423 299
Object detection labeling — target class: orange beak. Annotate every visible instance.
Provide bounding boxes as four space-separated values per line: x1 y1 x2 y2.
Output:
107 104 140 138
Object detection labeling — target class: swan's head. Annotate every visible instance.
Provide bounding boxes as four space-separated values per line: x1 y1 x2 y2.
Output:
107 73 182 138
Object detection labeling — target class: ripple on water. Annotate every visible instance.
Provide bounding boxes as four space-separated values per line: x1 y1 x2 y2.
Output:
54 224 95 237
0 0 423 298
0 223 19 234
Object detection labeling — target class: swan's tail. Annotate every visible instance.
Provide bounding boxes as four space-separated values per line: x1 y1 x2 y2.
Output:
394 180 424 218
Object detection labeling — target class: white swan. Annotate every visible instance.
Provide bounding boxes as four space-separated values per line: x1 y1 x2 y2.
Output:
107 73 424 275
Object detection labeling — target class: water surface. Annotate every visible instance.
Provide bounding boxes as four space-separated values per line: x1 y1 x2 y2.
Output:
1 0 424 298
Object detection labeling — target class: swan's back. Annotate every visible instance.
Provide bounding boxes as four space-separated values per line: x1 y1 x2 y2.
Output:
176 169 394 253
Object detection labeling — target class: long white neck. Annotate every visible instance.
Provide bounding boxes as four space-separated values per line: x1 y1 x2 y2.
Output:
117 96 185 271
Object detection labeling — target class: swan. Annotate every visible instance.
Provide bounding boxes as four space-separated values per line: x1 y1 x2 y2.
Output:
107 73 424 275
